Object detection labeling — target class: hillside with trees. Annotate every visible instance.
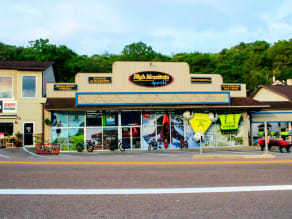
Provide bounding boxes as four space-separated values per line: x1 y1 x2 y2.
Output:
0 38 292 94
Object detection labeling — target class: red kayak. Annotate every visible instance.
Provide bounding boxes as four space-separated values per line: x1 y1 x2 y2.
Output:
162 113 170 149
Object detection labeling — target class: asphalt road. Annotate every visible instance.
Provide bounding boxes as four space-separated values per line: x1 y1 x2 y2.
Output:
1 148 292 218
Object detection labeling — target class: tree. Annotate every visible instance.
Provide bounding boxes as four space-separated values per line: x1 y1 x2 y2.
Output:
120 42 170 61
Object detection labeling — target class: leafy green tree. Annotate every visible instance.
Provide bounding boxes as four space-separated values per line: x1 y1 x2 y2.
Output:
120 42 170 61
1 38 292 93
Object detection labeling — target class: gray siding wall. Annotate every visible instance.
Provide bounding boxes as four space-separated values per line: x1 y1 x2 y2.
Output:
42 65 56 97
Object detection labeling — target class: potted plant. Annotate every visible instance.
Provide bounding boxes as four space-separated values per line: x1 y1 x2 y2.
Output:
43 118 51 126
14 131 22 147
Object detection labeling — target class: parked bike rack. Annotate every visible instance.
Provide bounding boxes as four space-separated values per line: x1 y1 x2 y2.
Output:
36 143 60 155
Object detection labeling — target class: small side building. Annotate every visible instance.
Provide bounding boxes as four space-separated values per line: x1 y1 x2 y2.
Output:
0 61 55 147
251 82 292 143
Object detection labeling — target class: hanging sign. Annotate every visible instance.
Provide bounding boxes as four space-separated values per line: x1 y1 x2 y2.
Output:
191 77 212 84
88 77 112 84
218 114 241 130
221 84 241 91
54 84 78 91
3 101 17 113
129 71 173 87
189 113 212 134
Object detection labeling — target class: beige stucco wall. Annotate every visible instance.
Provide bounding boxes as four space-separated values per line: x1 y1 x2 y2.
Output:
47 61 247 99
252 111 292 122
253 88 289 101
0 69 44 142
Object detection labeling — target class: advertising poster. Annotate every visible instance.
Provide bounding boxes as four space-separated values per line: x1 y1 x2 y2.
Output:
3 101 17 113
86 128 103 150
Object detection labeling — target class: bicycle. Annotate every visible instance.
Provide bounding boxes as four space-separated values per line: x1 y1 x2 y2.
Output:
86 140 94 152
118 139 126 151
148 138 158 151
109 139 126 151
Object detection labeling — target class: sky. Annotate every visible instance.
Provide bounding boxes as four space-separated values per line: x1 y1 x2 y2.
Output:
1 0 292 56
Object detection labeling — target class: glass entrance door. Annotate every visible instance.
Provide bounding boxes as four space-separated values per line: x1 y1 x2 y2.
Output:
121 126 141 149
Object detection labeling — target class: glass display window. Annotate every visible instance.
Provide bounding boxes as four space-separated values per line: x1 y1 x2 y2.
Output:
86 111 102 126
51 111 68 127
103 112 118 126
0 123 13 136
68 128 84 151
121 112 141 126
22 76 36 97
86 127 103 150
0 77 12 99
52 128 68 151
68 111 84 127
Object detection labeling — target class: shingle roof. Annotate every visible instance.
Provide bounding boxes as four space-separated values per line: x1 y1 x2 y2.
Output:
0 61 54 71
260 85 292 100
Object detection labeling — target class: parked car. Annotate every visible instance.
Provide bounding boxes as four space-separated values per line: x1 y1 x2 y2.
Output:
257 139 292 153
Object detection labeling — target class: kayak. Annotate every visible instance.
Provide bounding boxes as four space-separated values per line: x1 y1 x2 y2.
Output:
162 113 170 149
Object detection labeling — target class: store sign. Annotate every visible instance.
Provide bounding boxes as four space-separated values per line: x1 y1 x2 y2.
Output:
54 84 78 91
0 101 2 113
3 101 17 113
191 77 212 84
129 71 173 87
221 84 241 91
88 77 112 84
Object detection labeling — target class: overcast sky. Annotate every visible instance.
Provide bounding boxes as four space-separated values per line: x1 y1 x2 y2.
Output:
1 0 291 56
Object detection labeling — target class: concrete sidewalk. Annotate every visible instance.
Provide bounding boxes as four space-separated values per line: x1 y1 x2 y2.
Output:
22 145 276 158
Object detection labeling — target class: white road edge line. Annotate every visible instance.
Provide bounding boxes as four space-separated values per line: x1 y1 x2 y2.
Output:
1 185 292 195
58 154 72 157
22 147 48 158
0 154 9 158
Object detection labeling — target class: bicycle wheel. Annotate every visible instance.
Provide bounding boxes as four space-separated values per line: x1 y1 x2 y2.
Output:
87 145 94 152
119 142 125 151
153 142 157 150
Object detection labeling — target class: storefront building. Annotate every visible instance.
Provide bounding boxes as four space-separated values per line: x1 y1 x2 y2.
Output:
0 61 55 147
251 82 292 143
45 62 266 151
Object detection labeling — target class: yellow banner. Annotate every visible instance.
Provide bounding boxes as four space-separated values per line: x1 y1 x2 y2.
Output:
189 113 212 134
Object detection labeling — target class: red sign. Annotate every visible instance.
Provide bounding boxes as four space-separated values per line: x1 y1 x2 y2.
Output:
144 113 150 118
3 101 17 113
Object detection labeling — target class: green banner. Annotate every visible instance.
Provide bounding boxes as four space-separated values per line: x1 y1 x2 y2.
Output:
218 114 241 130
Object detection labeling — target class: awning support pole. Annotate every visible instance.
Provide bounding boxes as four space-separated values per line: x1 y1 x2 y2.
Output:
264 121 268 153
